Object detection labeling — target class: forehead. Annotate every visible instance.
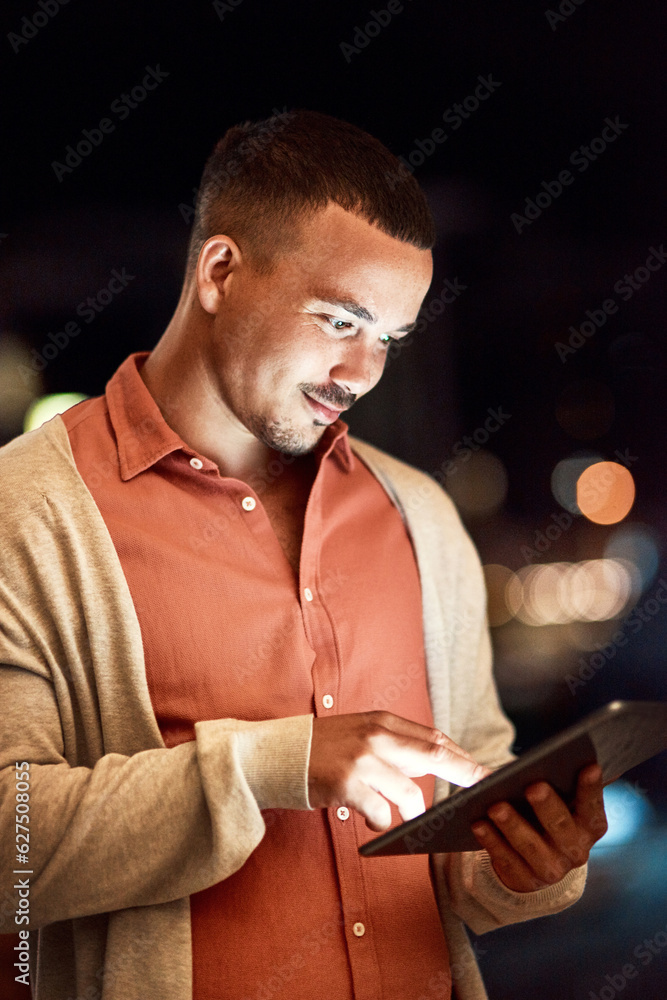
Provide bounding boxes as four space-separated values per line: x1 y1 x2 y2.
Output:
287 202 433 293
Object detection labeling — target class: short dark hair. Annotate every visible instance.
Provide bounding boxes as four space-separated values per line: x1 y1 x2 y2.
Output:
186 108 436 277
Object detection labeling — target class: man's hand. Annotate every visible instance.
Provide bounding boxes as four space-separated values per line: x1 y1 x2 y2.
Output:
470 763 608 892
308 711 491 832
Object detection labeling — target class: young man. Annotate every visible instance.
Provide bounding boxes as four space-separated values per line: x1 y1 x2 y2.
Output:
0 109 606 1000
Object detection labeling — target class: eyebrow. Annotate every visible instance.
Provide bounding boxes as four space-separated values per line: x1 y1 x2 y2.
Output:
313 296 418 334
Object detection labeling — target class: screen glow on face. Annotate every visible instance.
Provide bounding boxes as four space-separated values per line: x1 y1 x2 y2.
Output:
305 294 418 349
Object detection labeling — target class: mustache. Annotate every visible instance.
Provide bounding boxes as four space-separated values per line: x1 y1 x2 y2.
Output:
300 383 356 411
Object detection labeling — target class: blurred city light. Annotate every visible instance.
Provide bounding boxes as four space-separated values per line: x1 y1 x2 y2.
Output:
592 780 654 851
576 461 635 525
0 333 41 436
444 449 508 519
482 564 515 627
23 393 88 432
525 562 570 625
551 453 603 514
561 559 636 621
604 523 660 589
487 558 637 627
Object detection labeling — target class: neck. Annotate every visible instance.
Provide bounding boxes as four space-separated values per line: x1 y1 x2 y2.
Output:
140 291 307 485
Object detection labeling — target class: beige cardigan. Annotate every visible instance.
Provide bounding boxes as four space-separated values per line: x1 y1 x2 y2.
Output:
0 415 586 1000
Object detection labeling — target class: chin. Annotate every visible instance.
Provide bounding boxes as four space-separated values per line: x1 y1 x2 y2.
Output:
254 415 321 457
266 429 321 457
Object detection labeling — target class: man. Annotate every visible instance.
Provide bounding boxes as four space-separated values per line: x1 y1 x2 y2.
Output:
0 109 607 1000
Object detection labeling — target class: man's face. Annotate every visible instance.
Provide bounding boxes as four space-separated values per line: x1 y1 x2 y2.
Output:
205 202 433 455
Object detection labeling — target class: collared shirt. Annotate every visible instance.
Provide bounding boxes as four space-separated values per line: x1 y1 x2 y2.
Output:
61 351 451 1000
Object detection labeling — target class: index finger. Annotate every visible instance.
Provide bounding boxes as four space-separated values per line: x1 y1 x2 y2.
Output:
367 711 480 761
425 742 493 787
366 713 492 787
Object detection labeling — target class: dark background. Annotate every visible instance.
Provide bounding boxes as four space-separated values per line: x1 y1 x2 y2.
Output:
1 1 666 998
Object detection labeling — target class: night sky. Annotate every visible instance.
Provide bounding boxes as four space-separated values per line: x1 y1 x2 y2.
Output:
1 2 667 995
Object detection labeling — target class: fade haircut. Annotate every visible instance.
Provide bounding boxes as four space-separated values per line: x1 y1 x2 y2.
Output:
186 108 436 278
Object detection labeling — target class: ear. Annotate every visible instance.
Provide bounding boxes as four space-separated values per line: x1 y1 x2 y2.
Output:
196 235 242 315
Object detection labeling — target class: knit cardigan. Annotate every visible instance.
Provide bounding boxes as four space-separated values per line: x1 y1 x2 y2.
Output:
0 415 586 1000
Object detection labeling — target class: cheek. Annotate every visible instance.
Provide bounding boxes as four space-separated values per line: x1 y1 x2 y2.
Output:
272 325 327 375
234 319 337 396
247 343 310 398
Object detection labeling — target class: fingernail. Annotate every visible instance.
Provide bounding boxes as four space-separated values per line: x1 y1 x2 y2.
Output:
471 823 487 838
526 783 549 803
488 804 509 822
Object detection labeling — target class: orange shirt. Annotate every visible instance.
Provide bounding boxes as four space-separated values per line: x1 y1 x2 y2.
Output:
61 351 451 1000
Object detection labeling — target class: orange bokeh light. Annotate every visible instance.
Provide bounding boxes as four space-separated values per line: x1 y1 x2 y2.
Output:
576 461 635 525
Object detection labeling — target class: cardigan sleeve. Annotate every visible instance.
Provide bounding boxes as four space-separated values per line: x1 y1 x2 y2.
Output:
429 524 588 934
0 660 314 930
0 419 319 931
429 636 588 935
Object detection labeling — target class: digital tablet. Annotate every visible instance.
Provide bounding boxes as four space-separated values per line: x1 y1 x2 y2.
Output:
360 700 667 856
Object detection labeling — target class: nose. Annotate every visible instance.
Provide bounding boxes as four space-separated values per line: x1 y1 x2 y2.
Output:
329 336 386 397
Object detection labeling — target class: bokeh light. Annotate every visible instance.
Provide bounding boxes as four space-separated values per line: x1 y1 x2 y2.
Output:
0 333 42 435
592 780 654 851
444 449 508 519
23 393 88 432
526 562 570 625
482 564 515 627
551 453 603 514
576 461 635 525
604 523 660 589
499 559 634 627
560 559 634 622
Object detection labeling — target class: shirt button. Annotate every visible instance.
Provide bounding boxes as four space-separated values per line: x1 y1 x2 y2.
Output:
322 694 334 709
352 922 365 937
336 806 350 821
241 496 256 511
189 457 203 470
303 587 313 602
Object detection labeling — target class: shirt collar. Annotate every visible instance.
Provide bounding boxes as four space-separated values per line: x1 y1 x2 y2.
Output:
106 351 355 481
106 352 184 481
314 417 355 473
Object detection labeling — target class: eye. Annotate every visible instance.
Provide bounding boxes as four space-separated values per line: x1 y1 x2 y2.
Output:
379 333 398 345
326 317 353 331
